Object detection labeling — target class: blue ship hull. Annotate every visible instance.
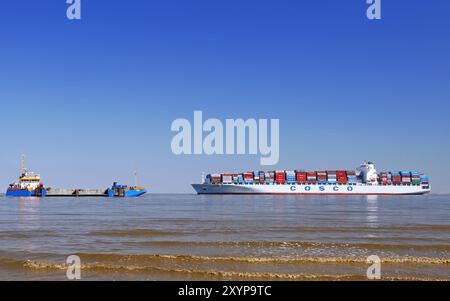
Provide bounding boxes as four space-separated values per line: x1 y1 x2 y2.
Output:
6 189 46 197
107 188 147 197
107 182 147 197
124 189 147 197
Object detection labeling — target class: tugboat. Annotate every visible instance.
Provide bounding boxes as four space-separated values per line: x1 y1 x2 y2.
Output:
6 155 46 197
107 182 147 197
107 172 147 197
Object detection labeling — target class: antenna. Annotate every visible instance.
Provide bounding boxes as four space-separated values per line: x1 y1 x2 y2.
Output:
21 154 26 176
201 172 205 183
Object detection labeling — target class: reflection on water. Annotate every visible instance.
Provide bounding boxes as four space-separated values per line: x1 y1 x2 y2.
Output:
0 194 449 280
365 196 379 228
366 195 379 202
17 198 42 254
18 198 41 229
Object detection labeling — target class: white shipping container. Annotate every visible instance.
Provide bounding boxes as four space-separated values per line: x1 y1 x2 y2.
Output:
222 175 233 183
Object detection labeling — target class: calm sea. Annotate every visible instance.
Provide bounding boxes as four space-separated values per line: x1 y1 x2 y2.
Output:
0 194 449 280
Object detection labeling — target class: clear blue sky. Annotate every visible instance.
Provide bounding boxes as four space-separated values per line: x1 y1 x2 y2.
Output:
0 1 449 193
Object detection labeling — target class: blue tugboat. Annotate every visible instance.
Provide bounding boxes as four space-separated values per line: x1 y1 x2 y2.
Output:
107 182 147 197
6 155 46 197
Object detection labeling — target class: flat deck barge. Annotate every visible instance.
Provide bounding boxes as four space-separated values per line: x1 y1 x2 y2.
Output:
45 188 109 197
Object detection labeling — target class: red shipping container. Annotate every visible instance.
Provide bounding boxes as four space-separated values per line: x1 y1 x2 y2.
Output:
275 171 286 184
296 172 307 183
276 178 286 184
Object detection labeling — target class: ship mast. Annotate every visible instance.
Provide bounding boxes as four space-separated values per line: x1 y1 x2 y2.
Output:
21 154 26 176
134 171 138 187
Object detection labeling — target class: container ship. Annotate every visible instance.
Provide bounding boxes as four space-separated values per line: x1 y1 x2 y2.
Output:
192 162 431 195
5 156 147 198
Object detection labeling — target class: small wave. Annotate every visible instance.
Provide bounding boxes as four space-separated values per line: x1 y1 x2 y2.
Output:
0 256 28 269
121 240 450 251
88 229 179 237
269 225 450 233
0 230 57 239
1 252 447 281
53 253 450 265
21 260 448 281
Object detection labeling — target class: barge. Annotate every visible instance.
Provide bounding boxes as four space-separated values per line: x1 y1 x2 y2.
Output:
5 156 146 198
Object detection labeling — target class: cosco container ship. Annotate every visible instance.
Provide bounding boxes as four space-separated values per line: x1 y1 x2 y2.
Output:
192 162 431 195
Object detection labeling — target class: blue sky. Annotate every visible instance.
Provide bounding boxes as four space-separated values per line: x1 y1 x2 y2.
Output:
0 0 449 193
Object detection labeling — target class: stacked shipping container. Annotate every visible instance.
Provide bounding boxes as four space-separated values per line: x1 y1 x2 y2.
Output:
208 174 222 184
379 171 423 185
411 172 421 185
401 171 411 185
380 172 392 185
317 171 327 184
258 171 265 184
337 171 347 184
295 171 307 184
275 171 286 184
244 172 254 184
307 172 317 184
391 172 401 185
207 169 427 187
265 171 275 184
285 171 296 184
346 171 357 184
221 174 233 184
327 171 337 184
420 174 429 185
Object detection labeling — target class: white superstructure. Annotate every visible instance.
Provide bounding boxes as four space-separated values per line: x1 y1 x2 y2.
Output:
9 155 42 190
357 162 378 185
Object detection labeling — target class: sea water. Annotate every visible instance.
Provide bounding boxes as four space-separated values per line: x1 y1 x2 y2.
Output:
0 194 449 280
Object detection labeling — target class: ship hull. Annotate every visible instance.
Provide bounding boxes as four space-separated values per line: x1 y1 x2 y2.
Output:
192 183 431 195
107 188 147 197
5 188 46 197
123 189 147 197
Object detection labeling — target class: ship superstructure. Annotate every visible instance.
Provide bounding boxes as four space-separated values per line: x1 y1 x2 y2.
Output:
6 155 46 197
